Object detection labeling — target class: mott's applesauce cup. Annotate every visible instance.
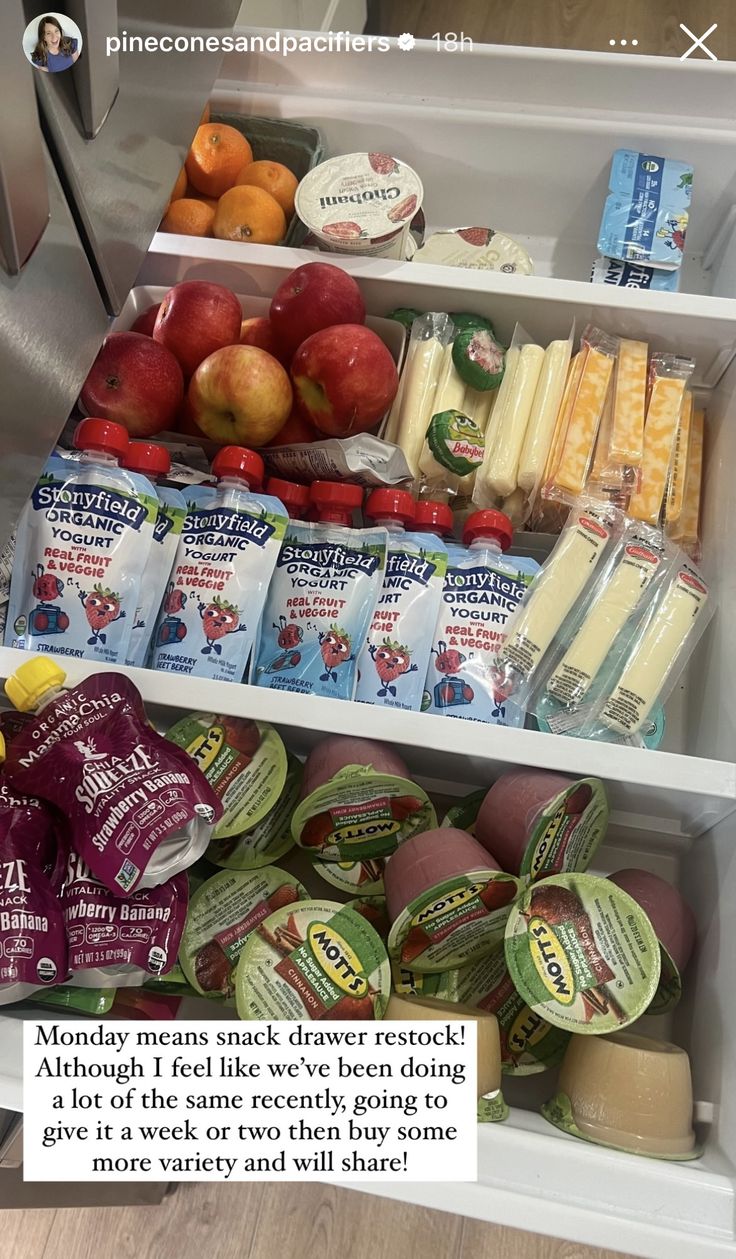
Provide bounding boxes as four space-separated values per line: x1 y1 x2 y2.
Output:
166 713 287 842
504 873 661 1034
235 899 391 1020
295 152 424 259
205 754 302 871
433 943 570 1075
311 855 385 897
292 768 436 861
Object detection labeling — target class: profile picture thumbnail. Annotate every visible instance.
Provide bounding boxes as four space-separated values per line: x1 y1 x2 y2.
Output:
23 12 83 73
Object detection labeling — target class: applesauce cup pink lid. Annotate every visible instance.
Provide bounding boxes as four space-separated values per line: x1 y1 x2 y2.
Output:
295 153 424 258
609 868 696 1014
475 771 609 880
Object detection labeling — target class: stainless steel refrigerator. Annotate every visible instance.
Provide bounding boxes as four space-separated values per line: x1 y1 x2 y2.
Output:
0 0 241 1206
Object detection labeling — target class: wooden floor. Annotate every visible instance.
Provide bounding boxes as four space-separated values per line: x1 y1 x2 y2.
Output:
3 1182 637 1259
370 0 736 60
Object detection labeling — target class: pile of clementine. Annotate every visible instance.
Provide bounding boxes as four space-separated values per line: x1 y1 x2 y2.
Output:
160 107 298 246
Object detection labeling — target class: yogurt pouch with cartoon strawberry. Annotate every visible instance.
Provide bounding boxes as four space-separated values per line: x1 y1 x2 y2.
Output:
355 530 447 711
6 453 156 666
150 489 287 684
126 485 187 667
253 523 387 700
424 542 539 725
60 848 188 988
3 666 222 896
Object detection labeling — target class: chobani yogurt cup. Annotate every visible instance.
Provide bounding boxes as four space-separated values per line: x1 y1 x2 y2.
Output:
235 899 391 1020
504 873 661 1034
179 866 309 999
295 152 424 259
166 713 287 841
433 943 570 1075
205 754 301 870
414 227 534 274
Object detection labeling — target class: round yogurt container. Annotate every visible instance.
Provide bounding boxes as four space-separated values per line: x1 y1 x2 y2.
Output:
414 227 534 274
295 152 424 259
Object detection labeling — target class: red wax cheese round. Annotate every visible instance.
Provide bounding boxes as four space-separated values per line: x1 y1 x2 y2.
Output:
609 868 696 1014
475 770 608 880
385 828 520 972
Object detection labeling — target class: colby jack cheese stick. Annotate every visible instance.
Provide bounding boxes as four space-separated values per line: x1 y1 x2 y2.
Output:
669 408 704 550
629 354 694 526
611 339 648 466
551 330 618 496
665 390 694 525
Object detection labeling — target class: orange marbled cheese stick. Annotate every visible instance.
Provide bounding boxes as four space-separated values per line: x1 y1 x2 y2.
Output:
554 346 615 494
665 390 694 524
611 339 648 465
629 374 688 525
669 408 704 546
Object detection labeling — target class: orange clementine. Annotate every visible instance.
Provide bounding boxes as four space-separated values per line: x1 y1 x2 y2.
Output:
213 185 286 245
235 160 298 218
160 198 215 237
186 124 253 198
185 185 219 210
170 167 187 203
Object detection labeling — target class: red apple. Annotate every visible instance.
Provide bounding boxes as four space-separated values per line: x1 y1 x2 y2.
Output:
266 409 318 447
188 344 292 447
153 280 242 378
240 316 285 362
291 325 398 437
269 262 366 360
80 331 184 437
130 302 161 336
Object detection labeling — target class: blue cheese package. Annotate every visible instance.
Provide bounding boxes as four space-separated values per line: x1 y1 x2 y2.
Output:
597 149 693 270
591 256 680 293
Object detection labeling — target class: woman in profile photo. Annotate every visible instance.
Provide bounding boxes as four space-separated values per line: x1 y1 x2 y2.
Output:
31 15 80 72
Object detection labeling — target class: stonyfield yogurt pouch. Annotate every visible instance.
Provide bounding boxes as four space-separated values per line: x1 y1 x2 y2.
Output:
3 661 221 895
6 421 156 666
355 489 448 711
205 754 301 870
60 849 188 987
253 485 386 701
235 899 391 1020
123 443 187 668
150 447 287 683
165 713 287 841
179 866 309 999
423 512 539 725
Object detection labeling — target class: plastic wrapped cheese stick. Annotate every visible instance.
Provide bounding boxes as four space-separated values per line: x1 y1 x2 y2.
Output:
547 328 618 498
597 560 711 736
493 498 621 698
668 408 704 556
545 524 666 707
484 343 545 498
419 344 486 491
455 386 497 497
518 338 573 494
611 339 648 466
665 390 693 525
502 488 527 529
530 351 585 531
629 354 695 526
391 314 454 478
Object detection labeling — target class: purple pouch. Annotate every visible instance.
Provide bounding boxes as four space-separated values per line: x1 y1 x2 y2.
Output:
4 674 222 895
0 712 58 872
0 834 68 1003
60 849 188 987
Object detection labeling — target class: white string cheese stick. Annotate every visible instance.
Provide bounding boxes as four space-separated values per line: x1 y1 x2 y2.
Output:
495 507 614 690
665 391 693 524
454 386 497 497
485 344 545 498
554 346 615 495
418 344 468 483
670 408 704 548
611 339 648 465
629 374 688 525
395 336 445 478
479 346 521 481
518 340 572 493
502 487 527 529
601 565 709 735
546 536 664 705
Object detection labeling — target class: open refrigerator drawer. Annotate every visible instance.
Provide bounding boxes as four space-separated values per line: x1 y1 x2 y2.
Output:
2 33 736 1256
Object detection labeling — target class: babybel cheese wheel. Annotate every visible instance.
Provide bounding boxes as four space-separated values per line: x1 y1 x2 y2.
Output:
385 828 520 972
384 992 502 1098
609 868 695 1013
475 771 609 880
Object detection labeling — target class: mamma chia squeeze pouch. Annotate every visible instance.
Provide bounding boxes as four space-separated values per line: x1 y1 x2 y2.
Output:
6 421 156 665
123 443 187 668
3 660 222 896
253 482 386 700
355 489 447 711
150 447 287 683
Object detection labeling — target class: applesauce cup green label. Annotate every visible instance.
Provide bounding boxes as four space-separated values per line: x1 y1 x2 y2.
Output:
390 959 443 998
235 900 390 1020
648 942 683 1016
520 778 609 882
312 854 385 897
345 895 390 942
504 873 661 1034
441 789 486 836
541 1092 701 1161
179 867 308 1000
205 754 301 870
292 767 436 861
166 713 287 840
387 869 520 974
433 945 570 1075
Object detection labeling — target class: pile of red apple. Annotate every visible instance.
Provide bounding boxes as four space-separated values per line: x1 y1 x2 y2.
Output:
79 262 399 447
